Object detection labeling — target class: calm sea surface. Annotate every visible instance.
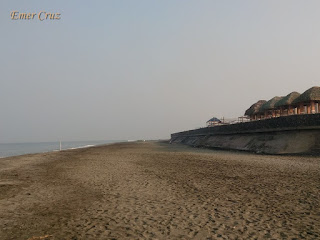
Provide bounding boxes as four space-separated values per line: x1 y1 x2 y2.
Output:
0 140 123 158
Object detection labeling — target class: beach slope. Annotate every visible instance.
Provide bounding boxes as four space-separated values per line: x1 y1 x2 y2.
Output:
0 142 319 239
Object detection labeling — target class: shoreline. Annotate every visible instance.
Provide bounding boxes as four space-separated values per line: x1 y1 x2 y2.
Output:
0 140 125 159
1 141 319 239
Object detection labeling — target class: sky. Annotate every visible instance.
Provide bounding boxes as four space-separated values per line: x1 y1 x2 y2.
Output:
0 0 320 143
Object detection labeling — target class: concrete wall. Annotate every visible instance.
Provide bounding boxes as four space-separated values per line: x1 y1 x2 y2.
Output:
171 114 320 154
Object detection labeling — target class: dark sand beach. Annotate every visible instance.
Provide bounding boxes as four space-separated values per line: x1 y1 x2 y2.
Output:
0 142 319 240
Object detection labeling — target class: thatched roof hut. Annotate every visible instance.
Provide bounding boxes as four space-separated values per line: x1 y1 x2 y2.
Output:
274 92 300 108
292 86 320 104
244 100 266 116
260 96 284 112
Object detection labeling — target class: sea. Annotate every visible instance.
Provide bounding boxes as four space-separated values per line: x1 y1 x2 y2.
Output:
0 140 123 158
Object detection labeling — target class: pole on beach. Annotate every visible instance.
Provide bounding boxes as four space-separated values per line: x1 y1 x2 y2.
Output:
60 141 62 151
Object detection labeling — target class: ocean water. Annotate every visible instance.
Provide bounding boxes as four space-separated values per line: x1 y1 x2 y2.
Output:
0 140 122 158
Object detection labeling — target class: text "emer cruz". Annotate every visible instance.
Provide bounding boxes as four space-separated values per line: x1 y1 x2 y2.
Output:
11 11 61 21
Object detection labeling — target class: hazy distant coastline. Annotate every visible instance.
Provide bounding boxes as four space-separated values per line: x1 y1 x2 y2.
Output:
0 140 123 158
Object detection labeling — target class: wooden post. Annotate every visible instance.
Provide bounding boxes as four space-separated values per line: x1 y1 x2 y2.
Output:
311 101 315 113
299 103 304 114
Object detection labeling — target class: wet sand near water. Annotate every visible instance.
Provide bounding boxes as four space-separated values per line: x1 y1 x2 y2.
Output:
0 142 319 239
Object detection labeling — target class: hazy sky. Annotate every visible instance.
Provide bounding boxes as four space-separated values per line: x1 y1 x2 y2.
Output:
1 1 320 143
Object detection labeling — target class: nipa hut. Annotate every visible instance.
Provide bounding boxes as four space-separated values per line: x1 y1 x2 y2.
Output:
244 86 320 121
274 91 300 116
292 86 320 114
244 100 266 120
259 96 284 118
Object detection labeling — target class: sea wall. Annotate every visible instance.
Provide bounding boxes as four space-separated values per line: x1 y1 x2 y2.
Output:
171 114 320 154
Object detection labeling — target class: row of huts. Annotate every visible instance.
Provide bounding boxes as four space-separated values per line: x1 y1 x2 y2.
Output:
245 86 320 120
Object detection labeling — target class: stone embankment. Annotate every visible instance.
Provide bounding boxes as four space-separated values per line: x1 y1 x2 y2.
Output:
171 114 320 154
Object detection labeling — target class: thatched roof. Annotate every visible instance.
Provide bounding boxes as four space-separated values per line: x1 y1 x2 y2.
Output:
292 86 320 104
274 91 300 107
244 100 266 116
260 96 284 112
206 117 221 123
